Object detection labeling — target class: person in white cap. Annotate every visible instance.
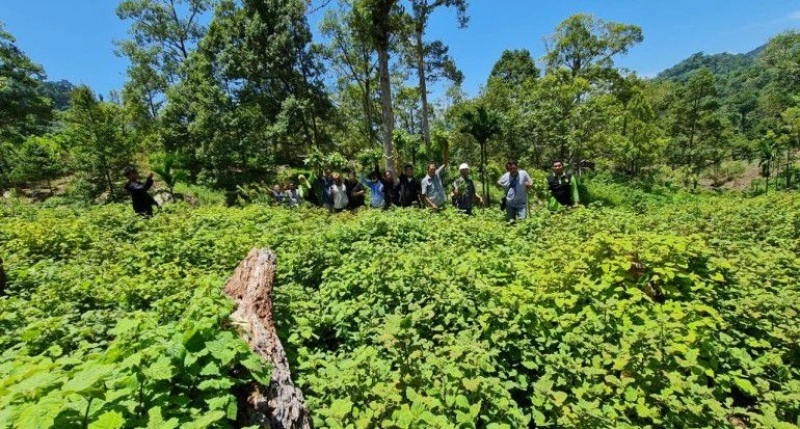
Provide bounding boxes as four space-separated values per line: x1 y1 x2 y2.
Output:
453 163 483 215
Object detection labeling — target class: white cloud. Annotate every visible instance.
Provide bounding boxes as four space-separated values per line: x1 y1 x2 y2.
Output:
789 10 800 20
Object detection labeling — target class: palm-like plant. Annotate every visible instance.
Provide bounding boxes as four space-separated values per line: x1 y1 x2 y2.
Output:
460 105 502 205
759 137 777 193
152 152 188 198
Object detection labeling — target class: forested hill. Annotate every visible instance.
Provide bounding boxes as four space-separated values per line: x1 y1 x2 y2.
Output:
655 44 765 82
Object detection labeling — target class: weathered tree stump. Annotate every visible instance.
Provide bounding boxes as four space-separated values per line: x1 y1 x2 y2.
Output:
224 249 312 429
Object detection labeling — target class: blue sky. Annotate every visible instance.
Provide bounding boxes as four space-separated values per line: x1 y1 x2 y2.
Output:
2 0 799 98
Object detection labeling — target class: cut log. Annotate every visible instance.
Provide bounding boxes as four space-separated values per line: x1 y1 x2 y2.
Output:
224 249 312 429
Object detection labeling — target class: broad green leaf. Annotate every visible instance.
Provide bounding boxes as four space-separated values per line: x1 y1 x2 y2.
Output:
88 411 124 429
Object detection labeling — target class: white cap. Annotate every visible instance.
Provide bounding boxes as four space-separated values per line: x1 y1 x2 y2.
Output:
459 163 470 171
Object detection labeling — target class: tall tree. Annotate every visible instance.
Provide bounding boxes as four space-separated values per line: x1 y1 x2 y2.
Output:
0 23 52 186
351 0 404 175
460 103 500 205
666 68 731 173
64 86 134 200
489 49 539 87
320 7 380 147
544 14 643 79
408 0 467 149
168 0 332 186
116 0 213 120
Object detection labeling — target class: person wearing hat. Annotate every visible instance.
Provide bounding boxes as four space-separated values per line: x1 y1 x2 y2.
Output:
453 163 483 215
123 167 159 216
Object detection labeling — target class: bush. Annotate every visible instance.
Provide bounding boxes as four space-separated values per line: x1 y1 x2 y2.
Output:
1 192 799 428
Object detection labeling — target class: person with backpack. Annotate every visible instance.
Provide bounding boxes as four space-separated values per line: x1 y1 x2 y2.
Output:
497 160 533 222
123 167 160 217
547 159 580 209
452 163 483 215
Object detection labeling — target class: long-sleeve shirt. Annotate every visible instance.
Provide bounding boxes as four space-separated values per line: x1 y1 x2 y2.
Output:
360 174 384 208
397 173 421 207
124 177 158 216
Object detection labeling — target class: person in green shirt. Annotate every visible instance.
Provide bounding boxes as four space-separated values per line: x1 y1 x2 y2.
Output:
546 160 580 210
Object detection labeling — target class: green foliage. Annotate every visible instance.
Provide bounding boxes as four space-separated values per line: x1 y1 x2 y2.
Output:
3 190 798 427
63 86 136 200
544 14 643 78
0 23 53 143
6 135 65 187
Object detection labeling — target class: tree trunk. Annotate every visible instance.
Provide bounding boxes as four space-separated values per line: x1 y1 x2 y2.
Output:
223 249 312 429
0 257 6 296
377 44 396 176
102 160 115 201
363 58 377 147
481 141 489 207
415 29 431 150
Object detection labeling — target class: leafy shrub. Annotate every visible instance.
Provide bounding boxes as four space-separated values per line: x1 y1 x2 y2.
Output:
1 191 799 428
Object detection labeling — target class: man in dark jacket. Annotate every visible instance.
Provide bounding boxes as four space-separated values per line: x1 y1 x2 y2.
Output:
397 164 421 208
124 167 159 216
345 170 366 212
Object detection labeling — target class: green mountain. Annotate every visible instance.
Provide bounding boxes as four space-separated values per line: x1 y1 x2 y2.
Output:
655 45 765 83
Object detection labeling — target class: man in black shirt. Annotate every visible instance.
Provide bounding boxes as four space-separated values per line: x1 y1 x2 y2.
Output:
124 167 159 216
345 170 366 212
397 163 421 208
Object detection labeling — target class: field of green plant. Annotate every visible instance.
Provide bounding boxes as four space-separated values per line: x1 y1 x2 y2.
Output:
1 189 799 428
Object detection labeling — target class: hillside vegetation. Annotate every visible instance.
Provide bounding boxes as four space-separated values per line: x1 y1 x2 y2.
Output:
2 188 799 428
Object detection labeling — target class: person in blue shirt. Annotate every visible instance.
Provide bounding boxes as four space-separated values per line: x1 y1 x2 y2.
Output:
360 170 385 209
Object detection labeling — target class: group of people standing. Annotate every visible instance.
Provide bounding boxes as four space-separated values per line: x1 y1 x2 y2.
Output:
267 158 580 222
122 157 579 222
